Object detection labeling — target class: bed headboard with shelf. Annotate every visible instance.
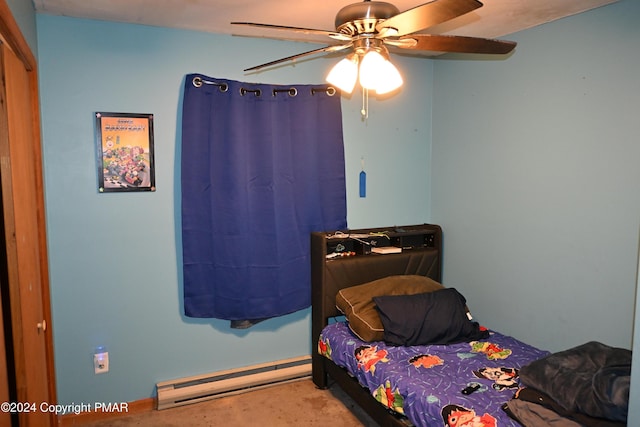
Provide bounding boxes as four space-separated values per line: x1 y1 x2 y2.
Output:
310 223 442 392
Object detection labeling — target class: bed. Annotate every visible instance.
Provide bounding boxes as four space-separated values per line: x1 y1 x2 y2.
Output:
310 224 551 427
310 224 631 427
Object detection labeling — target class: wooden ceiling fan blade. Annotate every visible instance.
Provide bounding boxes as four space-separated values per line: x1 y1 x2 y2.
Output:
231 22 351 40
395 34 516 54
243 44 352 72
377 0 482 37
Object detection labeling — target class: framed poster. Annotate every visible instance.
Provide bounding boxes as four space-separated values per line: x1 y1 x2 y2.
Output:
95 112 156 192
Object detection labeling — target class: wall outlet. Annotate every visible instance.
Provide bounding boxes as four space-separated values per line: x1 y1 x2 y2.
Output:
94 351 109 374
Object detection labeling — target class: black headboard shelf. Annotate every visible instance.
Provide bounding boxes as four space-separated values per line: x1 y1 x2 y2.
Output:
310 223 443 398
318 223 442 257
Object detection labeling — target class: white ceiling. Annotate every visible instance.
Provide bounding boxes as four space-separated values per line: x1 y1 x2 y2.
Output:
32 0 617 47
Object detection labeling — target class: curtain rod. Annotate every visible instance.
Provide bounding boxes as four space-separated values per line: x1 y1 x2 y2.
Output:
192 76 336 97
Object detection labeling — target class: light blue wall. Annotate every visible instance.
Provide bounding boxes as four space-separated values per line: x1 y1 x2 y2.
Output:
35 15 432 405
431 0 639 420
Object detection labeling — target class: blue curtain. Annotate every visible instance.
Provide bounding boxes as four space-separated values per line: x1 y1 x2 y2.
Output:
181 74 347 321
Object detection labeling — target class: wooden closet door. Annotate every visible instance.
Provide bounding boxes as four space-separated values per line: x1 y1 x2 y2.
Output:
0 42 51 426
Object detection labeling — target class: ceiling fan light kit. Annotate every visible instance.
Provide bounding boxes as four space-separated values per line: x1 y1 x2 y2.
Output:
326 37 403 95
326 55 359 93
358 49 403 94
232 0 516 99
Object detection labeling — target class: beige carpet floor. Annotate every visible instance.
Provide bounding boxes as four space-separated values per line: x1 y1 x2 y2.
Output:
78 379 379 426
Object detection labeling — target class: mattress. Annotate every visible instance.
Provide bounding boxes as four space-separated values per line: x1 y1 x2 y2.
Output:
318 321 550 427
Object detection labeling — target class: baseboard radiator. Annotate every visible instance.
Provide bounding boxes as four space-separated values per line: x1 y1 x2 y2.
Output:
156 355 312 410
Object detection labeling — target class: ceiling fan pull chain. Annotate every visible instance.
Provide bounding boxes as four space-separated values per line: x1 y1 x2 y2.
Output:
361 88 369 120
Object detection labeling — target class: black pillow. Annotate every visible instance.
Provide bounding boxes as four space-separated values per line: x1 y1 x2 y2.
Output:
373 288 488 346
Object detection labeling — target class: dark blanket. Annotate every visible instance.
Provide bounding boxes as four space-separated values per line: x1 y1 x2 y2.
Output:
504 387 626 427
519 341 631 423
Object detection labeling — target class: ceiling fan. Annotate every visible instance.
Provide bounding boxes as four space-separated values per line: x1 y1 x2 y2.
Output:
231 0 516 95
